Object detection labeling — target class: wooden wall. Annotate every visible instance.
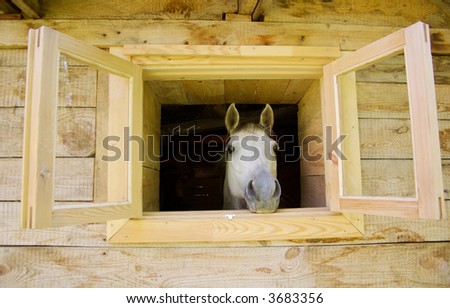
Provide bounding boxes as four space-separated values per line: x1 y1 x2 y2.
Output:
1 0 450 287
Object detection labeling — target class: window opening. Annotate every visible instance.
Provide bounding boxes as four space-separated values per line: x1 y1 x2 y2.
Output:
157 102 302 211
338 52 417 199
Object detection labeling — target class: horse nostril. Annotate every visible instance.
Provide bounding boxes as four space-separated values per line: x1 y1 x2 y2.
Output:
246 180 258 201
273 179 281 199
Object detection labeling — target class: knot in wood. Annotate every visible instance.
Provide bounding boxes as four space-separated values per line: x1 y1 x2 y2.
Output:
40 168 50 178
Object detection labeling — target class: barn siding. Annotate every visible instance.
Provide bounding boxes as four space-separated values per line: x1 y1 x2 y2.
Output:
1 243 449 287
1 1 450 287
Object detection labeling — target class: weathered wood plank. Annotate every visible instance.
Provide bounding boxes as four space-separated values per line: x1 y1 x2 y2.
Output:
11 0 40 19
299 118 450 169
268 0 450 28
1 20 448 53
0 66 97 107
46 167 95 201
224 79 293 104
0 108 24 157
40 0 237 20
360 159 449 200
57 66 98 107
1 200 450 247
143 167 159 212
0 14 22 20
364 201 450 242
0 1 18 15
0 158 94 201
0 67 26 107
300 175 326 208
0 49 27 66
359 118 414 159
360 160 416 198
182 80 225 104
359 119 450 159
55 107 96 157
0 202 108 247
143 81 161 171
0 243 448 287
238 0 258 15
280 79 314 104
300 139 323 176
0 107 96 157
302 156 450 200
433 55 450 85
224 80 259 104
252 0 272 21
298 80 323 177
147 80 187 104
298 80 322 143
224 13 252 22
355 55 449 84
254 80 291 104
356 83 450 120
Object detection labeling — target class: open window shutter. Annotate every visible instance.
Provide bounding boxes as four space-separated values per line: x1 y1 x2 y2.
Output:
22 26 143 228
323 22 444 219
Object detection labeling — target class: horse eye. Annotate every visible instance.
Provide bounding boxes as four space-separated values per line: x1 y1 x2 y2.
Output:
227 145 235 154
273 144 279 152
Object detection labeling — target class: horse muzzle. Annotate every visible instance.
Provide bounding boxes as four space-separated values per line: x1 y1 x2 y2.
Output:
244 178 281 213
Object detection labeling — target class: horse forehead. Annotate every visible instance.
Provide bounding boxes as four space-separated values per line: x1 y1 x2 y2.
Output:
231 130 274 145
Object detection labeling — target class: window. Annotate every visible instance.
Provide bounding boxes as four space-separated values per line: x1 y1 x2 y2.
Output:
323 21 444 219
22 26 142 228
22 22 443 243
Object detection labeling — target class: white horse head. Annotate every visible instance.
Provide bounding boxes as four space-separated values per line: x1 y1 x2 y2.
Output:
223 104 281 213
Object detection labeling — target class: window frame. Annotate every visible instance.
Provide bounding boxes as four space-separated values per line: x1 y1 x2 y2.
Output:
322 21 444 219
22 22 443 243
22 26 143 228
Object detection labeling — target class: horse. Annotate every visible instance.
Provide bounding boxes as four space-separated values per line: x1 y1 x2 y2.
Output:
223 103 281 213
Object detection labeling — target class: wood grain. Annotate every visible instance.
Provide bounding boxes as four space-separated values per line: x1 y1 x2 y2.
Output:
0 2 449 290
0 66 97 108
267 0 450 28
0 203 108 247
0 199 448 246
360 160 415 197
280 79 314 104
182 80 225 104
0 158 94 201
356 83 450 120
354 55 449 85
109 209 362 243
359 119 450 159
0 49 27 66
1 20 449 54
0 243 448 287
147 80 188 104
298 80 324 179
224 79 298 104
0 67 26 107
40 0 237 20
300 175 326 208
0 107 96 157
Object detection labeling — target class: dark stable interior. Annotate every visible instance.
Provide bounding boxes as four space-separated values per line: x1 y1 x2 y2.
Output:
159 104 300 211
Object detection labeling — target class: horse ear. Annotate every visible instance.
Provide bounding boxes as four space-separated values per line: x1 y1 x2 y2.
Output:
259 104 274 129
225 103 240 133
